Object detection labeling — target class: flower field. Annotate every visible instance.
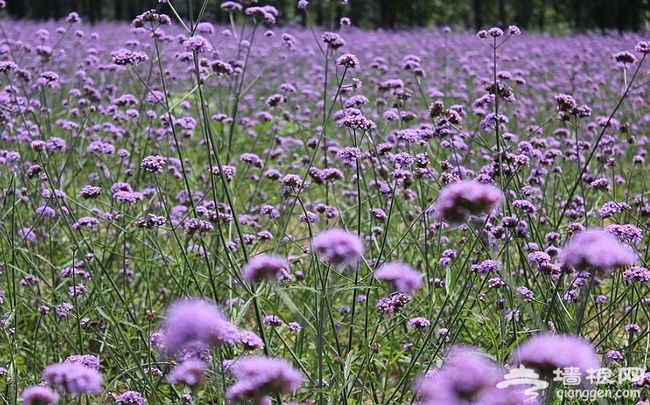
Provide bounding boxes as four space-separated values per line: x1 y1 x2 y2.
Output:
0 2 649 404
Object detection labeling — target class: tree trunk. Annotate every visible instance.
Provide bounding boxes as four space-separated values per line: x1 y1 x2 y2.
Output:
472 0 483 29
498 0 506 25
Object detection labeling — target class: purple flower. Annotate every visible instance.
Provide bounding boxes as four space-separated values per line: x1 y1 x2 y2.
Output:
237 330 265 351
287 322 301 332
183 35 212 53
606 224 644 246
559 229 637 274
220 2 243 12
42 362 103 394
370 208 388 222
336 53 360 69
174 341 212 363
322 32 345 49
471 259 500 275
635 41 650 54
598 201 630 218
160 298 238 356
336 146 363 167
374 262 423 294
407 317 430 329
115 390 146 405
434 181 503 224
623 266 650 283
632 372 650 389
508 25 521 35
413 346 503 403
21 386 60 405
112 49 148 66
66 11 80 23
72 217 100 232
510 334 599 378
226 356 303 403
140 155 166 173
64 354 100 370
243 254 290 284
516 286 534 302
312 228 363 269
80 185 101 199
376 292 411 314
167 360 206 387
605 350 623 362
263 315 284 327
35 206 56 218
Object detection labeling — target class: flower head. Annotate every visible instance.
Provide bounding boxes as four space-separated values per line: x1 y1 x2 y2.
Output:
374 262 423 294
160 298 238 356
21 386 60 405
167 360 206 388
226 356 303 403
510 334 599 378
434 181 503 224
336 53 360 69
243 254 290 284
312 228 363 269
115 390 147 405
559 229 636 274
414 346 503 403
42 362 103 395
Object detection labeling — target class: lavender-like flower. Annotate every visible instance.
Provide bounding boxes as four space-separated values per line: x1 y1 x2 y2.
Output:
242 254 290 284
21 386 60 405
413 346 504 403
64 354 100 370
510 333 600 378
312 228 364 269
112 49 148 66
160 298 238 356
374 262 423 294
559 229 637 274
167 360 206 388
140 155 166 173
226 356 303 403
42 362 103 395
434 181 503 224
115 390 147 405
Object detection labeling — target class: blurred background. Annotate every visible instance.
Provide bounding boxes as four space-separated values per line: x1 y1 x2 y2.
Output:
2 0 649 32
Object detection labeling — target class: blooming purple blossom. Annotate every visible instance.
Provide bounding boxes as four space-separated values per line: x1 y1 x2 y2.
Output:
115 391 147 405
376 292 411 314
140 155 166 173
312 228 364 269
42 362 103 394
237 330 265 350
413 346 509 403
559 229 637 274
226 356 303 403
112 49 148 66
510 334 599 378
242 254 290 284
64 354 100 370
374 262 423 294
336 53 360 69
434 181 503 224
167 360 206 387
407 317 430 329
160 298 238 356
21 386 60 405
263 315 284 327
